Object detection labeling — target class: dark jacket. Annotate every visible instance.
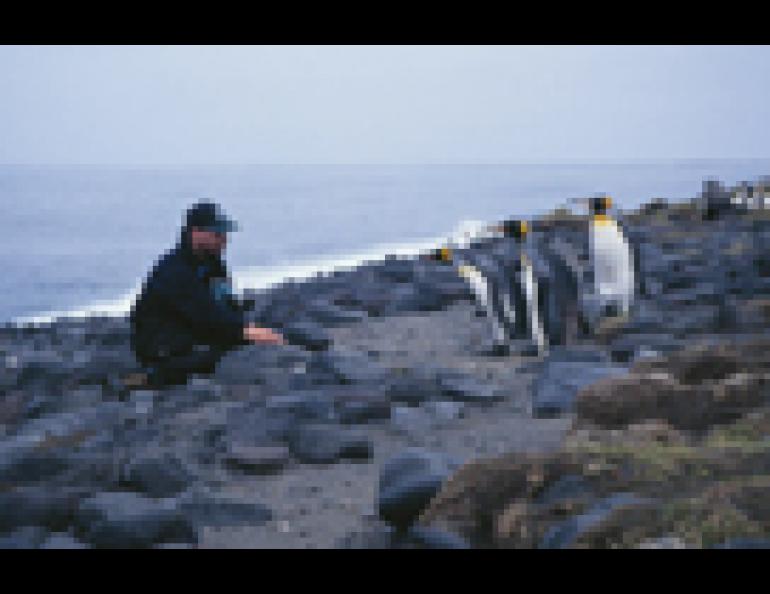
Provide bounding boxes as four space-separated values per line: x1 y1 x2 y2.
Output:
130 230 246 364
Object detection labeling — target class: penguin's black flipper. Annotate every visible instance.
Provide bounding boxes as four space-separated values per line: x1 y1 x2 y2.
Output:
616 217 646 298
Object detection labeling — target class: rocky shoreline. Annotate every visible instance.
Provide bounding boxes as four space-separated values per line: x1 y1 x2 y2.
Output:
1 195 769 548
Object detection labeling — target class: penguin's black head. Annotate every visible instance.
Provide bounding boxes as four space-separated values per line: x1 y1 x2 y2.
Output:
500 219 529 241
589 196 612 215
424 247 453 264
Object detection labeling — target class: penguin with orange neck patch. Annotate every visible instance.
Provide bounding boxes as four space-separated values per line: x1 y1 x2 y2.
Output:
426 219 547 357
580 195 638 336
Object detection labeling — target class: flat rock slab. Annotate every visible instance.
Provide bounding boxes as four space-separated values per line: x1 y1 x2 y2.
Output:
335 393 392 425
76 491 196 548
180 493 273 529
225 444 291 475
437 374 502 405
265 391 338 424
391 402 466 436
532 358 629 418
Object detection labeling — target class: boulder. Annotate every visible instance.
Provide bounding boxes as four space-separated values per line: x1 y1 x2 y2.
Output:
122 453 195 498
532 359 629 418
0 486 85 533
76 491 196 548
288 423 373 464
378 449 463 532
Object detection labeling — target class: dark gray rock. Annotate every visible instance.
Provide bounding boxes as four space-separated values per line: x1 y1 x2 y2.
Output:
401 525 471 549
532 356 629 418
280 321 331 351
535 474 593 507
305 298 367 326
386 374 443 406
391 401 464 435
390 406 433 436
609 334 683 364
180 492 272 528
307 350 389 386
123 454 195 498
373 256 418 284
225 405 297 446
0 526 48 549
288 423 373 464
335 391 392 424
712 538 770 549
265 391 338 424
224 444 290 475
74 348 139 386
437 371 502 405
76 491 196 548
424 400 465 423
378 449 463 532
0 447 70 484
214 344 308 386
0 486 85 533
538 493 651 549
39 532 91 549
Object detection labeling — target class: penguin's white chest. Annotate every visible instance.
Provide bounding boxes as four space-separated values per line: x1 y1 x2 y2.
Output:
590 219 634 301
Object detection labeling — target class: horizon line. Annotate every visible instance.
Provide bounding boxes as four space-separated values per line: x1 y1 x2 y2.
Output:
2 157 770 168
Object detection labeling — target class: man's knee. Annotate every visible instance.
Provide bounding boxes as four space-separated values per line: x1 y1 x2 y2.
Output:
139 343 232 387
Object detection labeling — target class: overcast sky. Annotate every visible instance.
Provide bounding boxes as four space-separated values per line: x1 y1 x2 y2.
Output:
1 45 768 165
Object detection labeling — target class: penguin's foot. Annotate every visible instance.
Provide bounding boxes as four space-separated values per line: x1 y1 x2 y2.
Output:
593 314 630 343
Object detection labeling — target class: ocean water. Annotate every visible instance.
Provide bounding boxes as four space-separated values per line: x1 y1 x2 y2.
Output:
2 160 769 325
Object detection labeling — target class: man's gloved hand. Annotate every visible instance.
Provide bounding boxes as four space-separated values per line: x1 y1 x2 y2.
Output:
243 324 285 345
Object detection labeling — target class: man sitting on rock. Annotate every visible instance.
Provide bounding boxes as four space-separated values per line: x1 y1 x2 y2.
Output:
126 200 284 388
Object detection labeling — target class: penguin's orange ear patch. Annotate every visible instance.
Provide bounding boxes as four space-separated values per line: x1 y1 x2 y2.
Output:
440 247 453 262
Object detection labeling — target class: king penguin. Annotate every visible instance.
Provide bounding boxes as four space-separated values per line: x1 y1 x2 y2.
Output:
426 219 547 357
581 195 638 335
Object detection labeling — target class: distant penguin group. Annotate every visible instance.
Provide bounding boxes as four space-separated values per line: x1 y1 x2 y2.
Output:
425 194 639 357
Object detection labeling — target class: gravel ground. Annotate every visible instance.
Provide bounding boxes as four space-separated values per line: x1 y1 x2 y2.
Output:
195 303 573 548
